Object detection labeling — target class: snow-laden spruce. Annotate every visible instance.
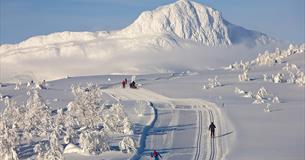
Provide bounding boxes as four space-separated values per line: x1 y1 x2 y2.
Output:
234 87 281 105
228 43 305 87
203 76 222 89
238 69 250 82
0 84 137 160
119 137 136 154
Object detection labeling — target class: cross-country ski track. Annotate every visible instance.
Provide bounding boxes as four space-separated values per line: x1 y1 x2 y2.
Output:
104 86 231 160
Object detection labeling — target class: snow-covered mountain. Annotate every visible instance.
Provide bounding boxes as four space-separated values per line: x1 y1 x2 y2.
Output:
119 0 274 46
0 0 279 81
1 0 275 51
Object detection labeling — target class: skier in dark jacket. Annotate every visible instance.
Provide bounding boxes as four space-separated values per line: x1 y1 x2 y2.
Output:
209 122 216 138
129 81 137 89
150 150 162 160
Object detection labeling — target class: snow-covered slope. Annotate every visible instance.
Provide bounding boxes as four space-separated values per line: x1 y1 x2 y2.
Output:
0 44 304 160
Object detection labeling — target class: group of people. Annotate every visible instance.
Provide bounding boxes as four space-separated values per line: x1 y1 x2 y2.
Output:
121 78 137 89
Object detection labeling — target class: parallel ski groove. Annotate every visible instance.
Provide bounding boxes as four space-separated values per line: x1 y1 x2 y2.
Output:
208 110 216 160
193 110 203 160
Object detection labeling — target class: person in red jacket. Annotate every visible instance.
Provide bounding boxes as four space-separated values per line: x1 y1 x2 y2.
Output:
150 150 162 160
121 80 126 88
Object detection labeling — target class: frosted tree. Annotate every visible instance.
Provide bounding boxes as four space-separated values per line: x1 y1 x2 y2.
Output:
35 80 47 90
119 137 136 153
228 60 251 71
68 84 104 129
122 118 134 135
2 99 25 130
253 87 270 104
264 103 271 113
103 103 133 134
14 81 22 90
63 127 78 145
27 81 32 87
256 87 269 100
0 127 19 160
43 131 63 160
0 106 20 160
79 130 110 154
286 71 296 84
263 74 270 82
53 108 66 136
282 63 305 86
238 70 250 82
295 72 305 86
271 73 285 83
203 76 222 89
34 141 48 160
24 89 52 138
272 96 280 104
234 87 245 94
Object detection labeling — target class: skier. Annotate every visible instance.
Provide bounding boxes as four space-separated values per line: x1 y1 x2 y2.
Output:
129 81 137 89
150 150 162 160
209 122 216 138
121 80 126 88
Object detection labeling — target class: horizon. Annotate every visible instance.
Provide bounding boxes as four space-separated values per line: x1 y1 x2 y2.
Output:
0 0 304 45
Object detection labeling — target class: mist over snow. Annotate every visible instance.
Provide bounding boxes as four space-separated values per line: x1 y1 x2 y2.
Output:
1 42 284 82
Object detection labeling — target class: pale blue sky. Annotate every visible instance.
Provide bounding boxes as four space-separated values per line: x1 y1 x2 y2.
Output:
0 0 304 44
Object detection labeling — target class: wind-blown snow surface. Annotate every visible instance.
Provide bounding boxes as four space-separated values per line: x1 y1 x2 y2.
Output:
0 0 279 82
0 45 304 160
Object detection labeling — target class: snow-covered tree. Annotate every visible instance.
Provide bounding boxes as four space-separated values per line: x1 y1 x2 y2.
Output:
203 76 222 89
271 73 285 83
14 81 22 90
0 126 19 160
263 74 270 82
238 70 250 82
102 103 133 134
119 137 136 153
79 130 110 154
24 89 52 138
122 118 133 135
228 60 251 71
255 87 270 100
43 131 63 160
272 96 280 104
63 127 78 145
35 80 47 90
34 141 48 160
68 84 104 129
295 72 305 86
264 103 271 113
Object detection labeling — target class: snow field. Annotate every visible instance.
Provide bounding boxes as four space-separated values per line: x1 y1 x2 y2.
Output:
104 86 231 160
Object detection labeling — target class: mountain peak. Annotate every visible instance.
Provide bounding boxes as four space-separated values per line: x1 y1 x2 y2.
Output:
120 0 231 46
120 0 274 46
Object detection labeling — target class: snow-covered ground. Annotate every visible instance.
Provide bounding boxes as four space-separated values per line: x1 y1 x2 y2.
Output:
0 44 304 160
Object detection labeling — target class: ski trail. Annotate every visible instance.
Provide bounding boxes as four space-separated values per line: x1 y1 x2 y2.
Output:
208 110 216 160
193 110 203 160
103 87 229 160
